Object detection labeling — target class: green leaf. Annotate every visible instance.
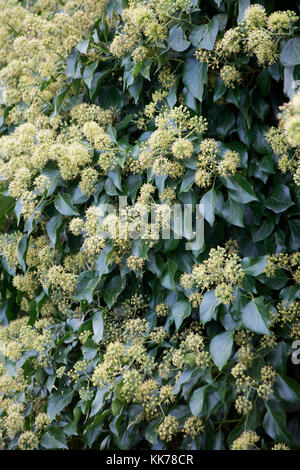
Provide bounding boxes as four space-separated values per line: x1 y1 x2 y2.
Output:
199 290 220 324
210 331 233 370
40 427 68 450
183 58 208 102
90 387 109 417
221 196 245 227
83 61 98 89
0 194 14 223
103 275 126 308
289 219 300 251
47 389 74 422
46 214 62 248
179 169 195 193
200 189 217 227
41 169 60 196
238 0 250 22
280 38 300 66
242 256 267 276
216 109 235 139
251 219 274 242
213 77 226 102
168 25 190 52
54 194 79 216
223 174 258 204
161 259 177 291
92 310 104 343
242 297 270 335
190 17 219 50
265 184 294 214
263 402 292 445
17 235 28 273
190 386 207 416
276 373 300 405
54 86 70 114
171 298 192 330
127 174 142 202
75 271 99 303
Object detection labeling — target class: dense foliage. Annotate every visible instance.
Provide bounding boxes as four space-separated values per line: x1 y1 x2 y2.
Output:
0 0 300 451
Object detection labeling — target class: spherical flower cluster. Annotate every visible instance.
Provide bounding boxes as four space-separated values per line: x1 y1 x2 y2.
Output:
182 416 204 439
0 0 108 122
257 366 276 400
138 105 207 179
280 91 300 148
246 29 279 66
127 255 145 272
157 415 179 442
109 0 192 61
267 11 298 34
171 138 194 160
18 431 39 450
195 140 240 187
272 443 290 450
220 65 242 89
231 431 259 450
244 4 267 30
34 413 50 433
79 167 99 196
196 6 297 84
155 303 170 317
181 244 244 305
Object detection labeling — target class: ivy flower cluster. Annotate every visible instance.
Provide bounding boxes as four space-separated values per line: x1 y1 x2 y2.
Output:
196 5 298 87
138 105 207 178
0 0 109 123
180 244 245 305
109 0 192 62
195 139 240 188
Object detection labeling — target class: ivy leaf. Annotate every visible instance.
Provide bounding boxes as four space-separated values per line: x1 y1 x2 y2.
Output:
276 373 300 405
103 275 126 308
161 259 177 291
75 271 99 303
168 25 190 52
92 310 104 344
221 196 245 228
289 220 300 251
238 0 250 22
242 256 267 276
190 386 207 416
190 17 219 50
280 38 300 66
54 194 79 216
251 219 274 242
263 402 292 445
242 297 270 335
46 214 62 248
47 389 74 422
210 331 233 370
265 185 294 214
40 427 68 450
41 169 61 196
200 189 217 227
183 57 208 102
83 61 98 89
179 169 195 193
199 290 220 324
223 174 258 204
17 235 28 273
54 86 70 114
171 298 192 330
